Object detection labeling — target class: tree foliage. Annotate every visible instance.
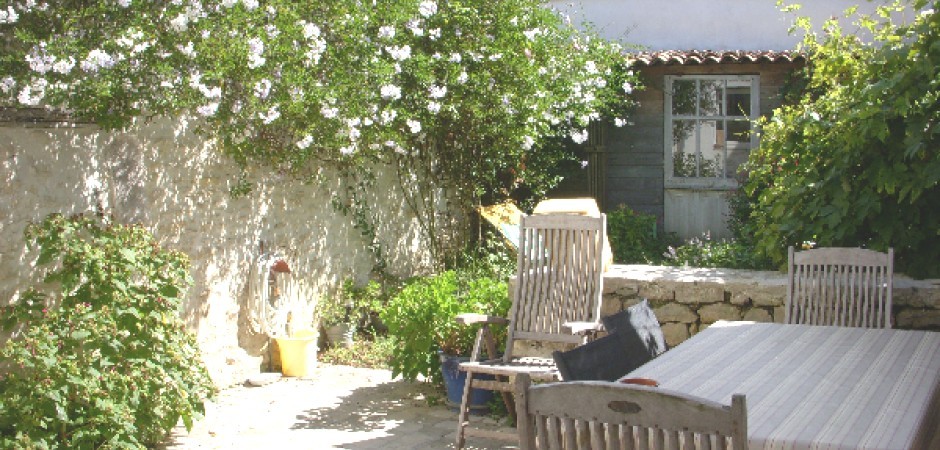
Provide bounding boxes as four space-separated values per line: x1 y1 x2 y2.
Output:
0 0 639 266
745 1 940 277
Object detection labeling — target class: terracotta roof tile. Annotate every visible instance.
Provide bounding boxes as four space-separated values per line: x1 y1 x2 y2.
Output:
628 50 806 67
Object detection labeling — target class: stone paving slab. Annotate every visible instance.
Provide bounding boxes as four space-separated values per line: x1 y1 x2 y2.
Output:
158 365 518 449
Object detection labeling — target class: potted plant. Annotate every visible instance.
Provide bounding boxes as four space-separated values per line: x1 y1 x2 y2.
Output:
380 270 510 411
319 278 385 348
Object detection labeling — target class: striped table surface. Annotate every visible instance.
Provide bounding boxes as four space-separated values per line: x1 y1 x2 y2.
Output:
623 321 940 450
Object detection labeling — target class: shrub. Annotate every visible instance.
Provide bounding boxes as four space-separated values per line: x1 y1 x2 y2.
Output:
380 270 510 383
0 214 216 449
745 2 940 277
663 233 772 270
606 205 666 264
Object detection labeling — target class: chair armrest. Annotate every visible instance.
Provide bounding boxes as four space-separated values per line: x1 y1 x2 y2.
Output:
563 321 604 336
456 313 509 326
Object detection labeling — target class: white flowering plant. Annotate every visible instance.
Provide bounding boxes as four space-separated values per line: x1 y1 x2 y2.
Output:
1 0 640 263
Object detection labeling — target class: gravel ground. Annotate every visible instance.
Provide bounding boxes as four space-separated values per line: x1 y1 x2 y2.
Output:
157 365 518 450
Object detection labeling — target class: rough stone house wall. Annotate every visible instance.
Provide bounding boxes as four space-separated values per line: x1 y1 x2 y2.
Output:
0 115 445 387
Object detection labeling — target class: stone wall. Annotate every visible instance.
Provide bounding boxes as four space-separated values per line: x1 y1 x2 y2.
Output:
602 265 940 347
0 116 447 387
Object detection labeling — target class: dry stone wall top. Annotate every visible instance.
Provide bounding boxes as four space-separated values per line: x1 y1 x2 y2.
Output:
603 265 940 348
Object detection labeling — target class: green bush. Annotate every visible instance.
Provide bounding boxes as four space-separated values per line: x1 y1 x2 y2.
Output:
0 214 216 449
663 233 772 270
745 2 940 277
607 205 666 264
380 270 510 384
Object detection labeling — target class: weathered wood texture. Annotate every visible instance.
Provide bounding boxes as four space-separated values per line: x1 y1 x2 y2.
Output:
786 246 894 328
603 61 798 226
515 374 747 450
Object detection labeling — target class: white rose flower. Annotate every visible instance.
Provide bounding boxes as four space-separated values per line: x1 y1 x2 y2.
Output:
321 105 339 119
254 79 272 99
378 25 396 39
380 109 397 124
294 134 313 150
380 84 402 100
197 102 219 117
418 0 437 17
570 129 589 144
428 84 447 99
584 61 598 74
406 119 422 134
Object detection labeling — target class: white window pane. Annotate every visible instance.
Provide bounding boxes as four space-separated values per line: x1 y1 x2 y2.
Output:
700 81 724 116
672 120 697 177
699 120 722 177
725 120 753 177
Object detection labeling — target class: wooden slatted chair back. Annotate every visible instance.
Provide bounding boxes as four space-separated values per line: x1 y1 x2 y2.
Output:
504 214 606 361
515 374 748 450
786 246 894 329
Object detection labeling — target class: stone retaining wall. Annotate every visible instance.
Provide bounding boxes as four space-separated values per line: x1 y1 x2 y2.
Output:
602 265 940 347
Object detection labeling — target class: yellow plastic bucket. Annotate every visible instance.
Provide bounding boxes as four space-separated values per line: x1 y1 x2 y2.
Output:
275 329 318 377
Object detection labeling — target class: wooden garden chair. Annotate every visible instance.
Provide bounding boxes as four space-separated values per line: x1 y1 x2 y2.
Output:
454 213 607 449
786 246 894 328
514 374 748 450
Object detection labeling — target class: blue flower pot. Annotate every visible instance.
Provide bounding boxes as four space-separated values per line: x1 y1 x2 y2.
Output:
439 352 495 415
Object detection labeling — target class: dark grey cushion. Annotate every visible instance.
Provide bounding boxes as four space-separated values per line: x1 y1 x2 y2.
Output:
601 299 667 359
552 300 667 381
552 332 639 381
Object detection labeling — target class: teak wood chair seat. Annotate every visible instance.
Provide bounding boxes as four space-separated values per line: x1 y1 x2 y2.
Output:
454 213 607 449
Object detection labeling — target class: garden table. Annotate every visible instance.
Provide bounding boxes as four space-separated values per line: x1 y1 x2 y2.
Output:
622 321 940 450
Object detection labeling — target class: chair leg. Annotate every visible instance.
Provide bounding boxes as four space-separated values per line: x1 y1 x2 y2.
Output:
498 374 515 421
455 368 475 450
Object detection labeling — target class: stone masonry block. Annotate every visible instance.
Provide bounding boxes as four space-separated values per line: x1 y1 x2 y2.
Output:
728 285 785 307
603 276 638 296
773 306 787 323
698 303 741 324
635 281 675 302
742 307 773 323
895 308 940 330
674 282 725 304
894 287 940 309
660 322 690 348
654 303 698 324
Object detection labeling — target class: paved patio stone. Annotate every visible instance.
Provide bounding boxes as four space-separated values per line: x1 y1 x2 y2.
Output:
158 365 517 449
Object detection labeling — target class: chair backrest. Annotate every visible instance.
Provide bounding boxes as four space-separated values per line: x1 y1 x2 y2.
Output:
515 374 748 450
786 246 894 328
505 213 606 360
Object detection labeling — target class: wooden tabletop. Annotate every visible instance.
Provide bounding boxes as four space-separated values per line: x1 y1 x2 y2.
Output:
623 321 940 450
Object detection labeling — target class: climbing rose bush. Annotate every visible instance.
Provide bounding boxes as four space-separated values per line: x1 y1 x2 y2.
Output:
0 0 639 199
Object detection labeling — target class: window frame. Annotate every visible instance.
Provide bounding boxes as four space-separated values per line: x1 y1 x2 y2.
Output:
664 74 760 190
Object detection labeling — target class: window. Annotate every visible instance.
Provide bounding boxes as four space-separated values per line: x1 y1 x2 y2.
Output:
665 75 759 189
